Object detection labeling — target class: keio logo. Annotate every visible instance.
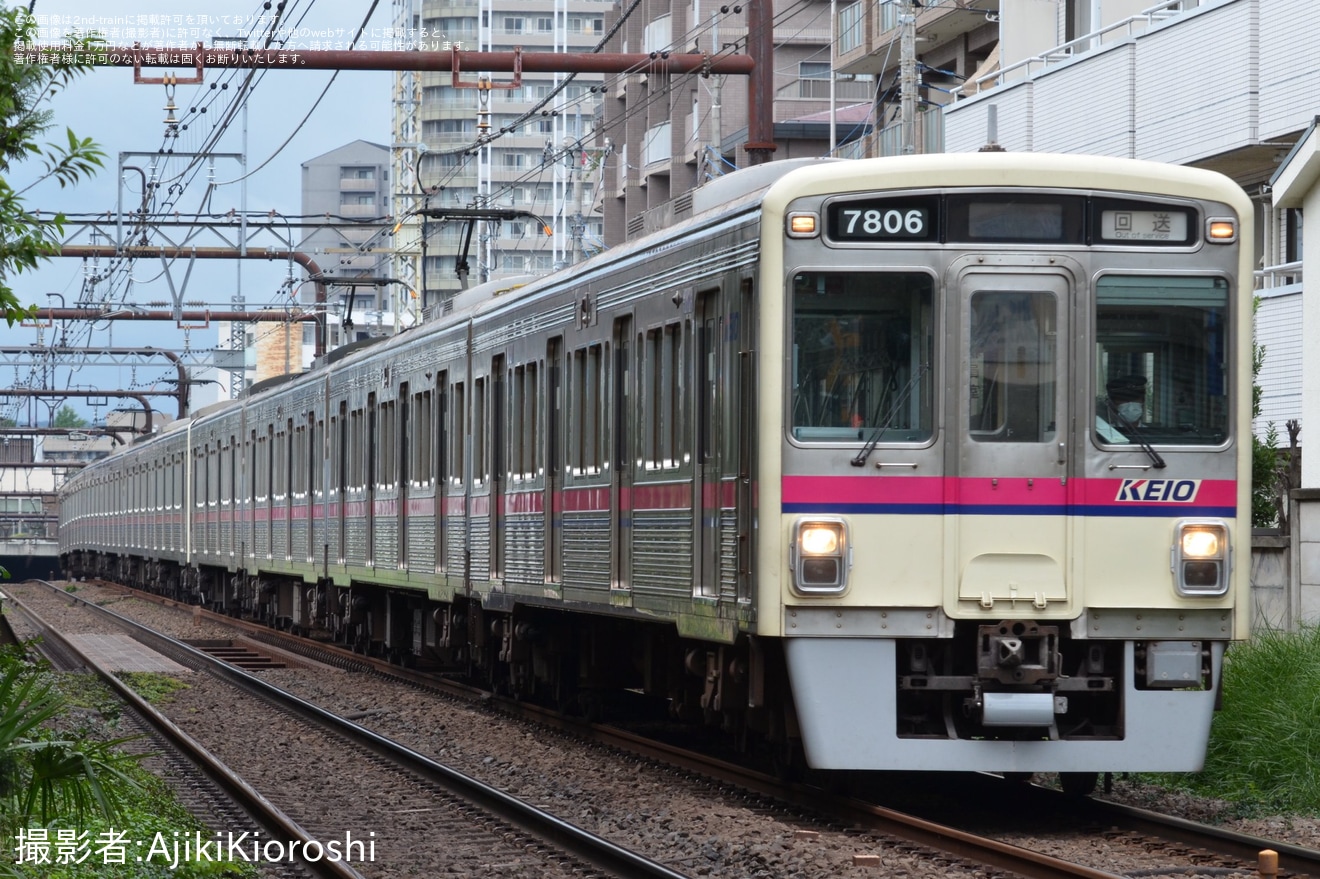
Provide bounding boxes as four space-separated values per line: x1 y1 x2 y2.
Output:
1114 479 1201 502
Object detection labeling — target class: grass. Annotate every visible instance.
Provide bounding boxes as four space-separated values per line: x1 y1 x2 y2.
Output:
1147 624 1320 815
116 673 190 706
1 658 253 879
16 769 257 879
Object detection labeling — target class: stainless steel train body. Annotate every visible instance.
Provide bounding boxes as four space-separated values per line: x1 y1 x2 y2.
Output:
59 153 1253 779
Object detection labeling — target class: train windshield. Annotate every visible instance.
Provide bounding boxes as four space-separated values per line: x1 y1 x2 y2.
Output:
790 271 934 442
1094 275 1230 446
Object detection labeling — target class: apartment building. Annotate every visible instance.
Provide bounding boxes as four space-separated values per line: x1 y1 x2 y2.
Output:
596 0 867 244
409 0 610 304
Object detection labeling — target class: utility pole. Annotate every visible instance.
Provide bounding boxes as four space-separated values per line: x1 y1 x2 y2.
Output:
899 0 918 155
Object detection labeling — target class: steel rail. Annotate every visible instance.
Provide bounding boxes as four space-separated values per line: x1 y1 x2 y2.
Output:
1077 796 1320 878
27 580 695 879
5 585 364 879
86 583 1132 879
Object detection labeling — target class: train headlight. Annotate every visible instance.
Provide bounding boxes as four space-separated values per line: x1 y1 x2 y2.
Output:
790 518 850 594
1173 520 1229 596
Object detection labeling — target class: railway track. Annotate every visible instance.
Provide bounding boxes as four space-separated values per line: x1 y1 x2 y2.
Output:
4 582 688 879
13 578 1319 879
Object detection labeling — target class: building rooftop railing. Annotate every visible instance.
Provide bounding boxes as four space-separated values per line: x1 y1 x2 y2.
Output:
1255 261 1302 293
960 0 1201 97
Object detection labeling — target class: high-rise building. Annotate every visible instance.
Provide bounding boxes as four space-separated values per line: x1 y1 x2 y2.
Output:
399 0 609 308
300 140 396 345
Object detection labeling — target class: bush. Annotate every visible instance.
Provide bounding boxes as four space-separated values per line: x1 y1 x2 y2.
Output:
1154 625 1320 814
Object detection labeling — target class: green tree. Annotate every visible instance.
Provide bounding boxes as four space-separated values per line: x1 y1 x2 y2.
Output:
1251 296 1281 528
0 9 105 325
52 405 87 429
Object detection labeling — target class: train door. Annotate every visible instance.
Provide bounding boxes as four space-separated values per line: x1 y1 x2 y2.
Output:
491 356 506 584
307 415 318 565
367 392 377 566
954 266 1073 610
735 279 755 603
612 316 633 597
285 418 295 562
265 425 275 560
695 291 721 599
399 383 411 570
435 373 448 576
336 402 348 564
546 338 563 589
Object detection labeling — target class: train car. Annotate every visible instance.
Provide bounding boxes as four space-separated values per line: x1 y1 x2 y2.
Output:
60 153 1253 790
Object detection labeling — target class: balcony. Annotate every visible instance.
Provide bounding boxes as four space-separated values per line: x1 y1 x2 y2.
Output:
838 0 998 77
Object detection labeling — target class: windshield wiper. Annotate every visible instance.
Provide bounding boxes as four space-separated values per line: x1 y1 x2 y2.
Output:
1114 411 1166 469
851 364 929 468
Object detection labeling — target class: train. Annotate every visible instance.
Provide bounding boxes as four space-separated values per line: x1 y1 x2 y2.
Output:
59 153 1253 792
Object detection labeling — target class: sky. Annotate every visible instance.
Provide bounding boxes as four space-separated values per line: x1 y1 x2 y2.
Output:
3 0 395 421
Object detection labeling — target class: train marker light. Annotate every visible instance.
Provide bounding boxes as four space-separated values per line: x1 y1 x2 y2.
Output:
1173 520 1229 596
790 518 850 593
1206 219 1237 243
787 212 819 238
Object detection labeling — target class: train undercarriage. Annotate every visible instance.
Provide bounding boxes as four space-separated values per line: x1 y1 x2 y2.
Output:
61 549 1207 796
60 550 801 766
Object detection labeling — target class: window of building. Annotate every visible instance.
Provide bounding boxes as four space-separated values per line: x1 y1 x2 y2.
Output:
644 122 671 164
568 15 603 33
840 2 863 54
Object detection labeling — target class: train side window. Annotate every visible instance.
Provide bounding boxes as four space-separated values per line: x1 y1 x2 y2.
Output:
791 271 934 442
569 348 584 475
379 399 396 489
349 409 365 490
436 373 448 490
282 420 294 500
643 328 661 468
511 365 525 481
331 405 344 498
668 324 683 467
226 438 235 506
474 376 487 486
367 396 378 492
508 362 540 481
642 323 685 469
1093 275 1229 446
310 416 322 498
414 390 433 485
266 426 276 502
295 417 307 496
589 343 604 474
527 360 540 477
451 382 466 485
271 425 282 501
